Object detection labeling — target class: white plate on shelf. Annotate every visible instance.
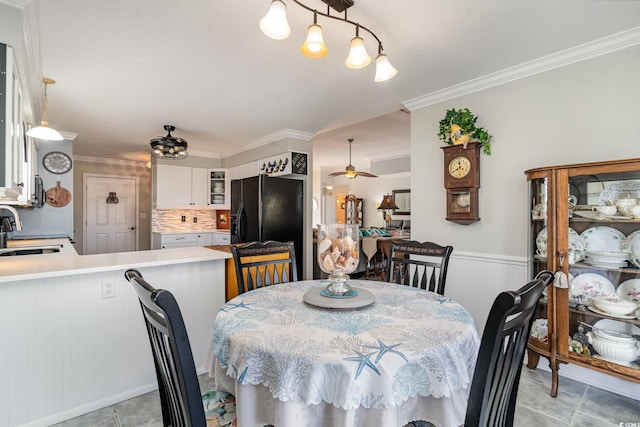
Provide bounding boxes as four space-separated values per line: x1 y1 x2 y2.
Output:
598 181 640 206
580 226 626 252
536 227 581 254
593 319 640 336
622 230 640 268
569 234 587 264
616 279 640 304
536 228 548 253
570 273 615 302
588 305 637 319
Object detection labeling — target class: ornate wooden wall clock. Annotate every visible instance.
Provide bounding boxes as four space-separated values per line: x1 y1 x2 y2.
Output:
442 141 481 224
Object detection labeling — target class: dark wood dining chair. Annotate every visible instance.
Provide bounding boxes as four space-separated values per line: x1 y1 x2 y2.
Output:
231 240 298 296
464 270 554 427
385 240 453 295
124 269 236 427
404 270 554 427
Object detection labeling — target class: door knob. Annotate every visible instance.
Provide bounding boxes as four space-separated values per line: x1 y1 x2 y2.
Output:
130 227 135 230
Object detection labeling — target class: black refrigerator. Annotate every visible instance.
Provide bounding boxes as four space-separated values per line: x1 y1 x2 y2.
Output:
230 175 304 276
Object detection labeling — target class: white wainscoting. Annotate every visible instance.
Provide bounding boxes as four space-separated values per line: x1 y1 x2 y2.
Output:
446 250 640 400
0 261 226 427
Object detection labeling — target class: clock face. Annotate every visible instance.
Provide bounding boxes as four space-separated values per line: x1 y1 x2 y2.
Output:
43 151 72 174
448 156 471 178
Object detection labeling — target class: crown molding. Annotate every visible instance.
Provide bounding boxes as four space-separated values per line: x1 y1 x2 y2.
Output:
368 150 410 163
186 149 222 159
403 26 640 111
221 128 314 158
60 131 78 141
74 155 146 166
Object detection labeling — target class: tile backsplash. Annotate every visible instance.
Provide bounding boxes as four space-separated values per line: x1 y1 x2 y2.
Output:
152 209 217 232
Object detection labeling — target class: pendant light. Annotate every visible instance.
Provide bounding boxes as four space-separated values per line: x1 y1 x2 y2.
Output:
374 47 398 82
259 0 397 82
149 125 188 160
300 11 328 58
344 25 371 69
26 77 64 141
259 0 291 40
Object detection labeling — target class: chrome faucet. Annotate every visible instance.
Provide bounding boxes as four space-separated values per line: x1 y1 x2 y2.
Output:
0 206 23 231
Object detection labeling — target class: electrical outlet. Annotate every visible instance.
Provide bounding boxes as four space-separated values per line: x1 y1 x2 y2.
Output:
102 281 115 299
193 217 198 223
181 215 186 222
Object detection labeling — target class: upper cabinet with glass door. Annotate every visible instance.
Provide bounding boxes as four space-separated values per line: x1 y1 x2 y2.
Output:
526 158 640 398
209 169 230 210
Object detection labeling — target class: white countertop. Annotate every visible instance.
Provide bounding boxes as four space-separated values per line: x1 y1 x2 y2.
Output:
0 238 231 283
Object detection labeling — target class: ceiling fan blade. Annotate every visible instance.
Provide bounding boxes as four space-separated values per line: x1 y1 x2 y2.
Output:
355 171 378 178
329 171 347 177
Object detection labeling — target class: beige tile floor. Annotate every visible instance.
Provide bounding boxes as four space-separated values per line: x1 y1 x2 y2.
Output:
51 366 640 427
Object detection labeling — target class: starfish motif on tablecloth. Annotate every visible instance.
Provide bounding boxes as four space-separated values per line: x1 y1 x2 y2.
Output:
364 339 408 363
220 300 251 312
344 350 380 379
434 296 451 304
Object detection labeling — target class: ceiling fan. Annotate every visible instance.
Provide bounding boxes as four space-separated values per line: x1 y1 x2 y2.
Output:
329 138 378 179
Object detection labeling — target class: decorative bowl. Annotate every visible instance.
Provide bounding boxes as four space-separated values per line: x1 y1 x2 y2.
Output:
591 295 639 316
587 329 640 366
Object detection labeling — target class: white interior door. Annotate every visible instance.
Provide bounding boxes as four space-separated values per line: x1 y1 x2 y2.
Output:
85 175 138 254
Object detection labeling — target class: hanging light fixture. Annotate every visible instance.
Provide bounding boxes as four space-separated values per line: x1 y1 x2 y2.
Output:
149 125 188 160
374 47 398 82
300 11 328 58
259 0 397 82
260 0 291 40
344 25 371 69
26 77 64 141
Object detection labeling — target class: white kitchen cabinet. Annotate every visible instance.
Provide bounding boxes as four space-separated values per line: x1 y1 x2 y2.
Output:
196 233 214 246
153 232 198 249
228 161 260 180
152 232 215 249
213 231 230 245
0 44 27 202
209 169 230 210
153 164 211 209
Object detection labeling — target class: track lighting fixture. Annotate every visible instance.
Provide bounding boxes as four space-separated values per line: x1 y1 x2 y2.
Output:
260 0 397 82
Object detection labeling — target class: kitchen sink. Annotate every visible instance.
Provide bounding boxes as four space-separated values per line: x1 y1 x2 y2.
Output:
0 245 62 256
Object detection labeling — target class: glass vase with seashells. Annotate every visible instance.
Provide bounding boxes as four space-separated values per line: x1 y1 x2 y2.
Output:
316 224 360 295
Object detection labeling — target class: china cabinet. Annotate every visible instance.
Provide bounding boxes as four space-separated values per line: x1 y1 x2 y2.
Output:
525 158 640 397
343 195 363 227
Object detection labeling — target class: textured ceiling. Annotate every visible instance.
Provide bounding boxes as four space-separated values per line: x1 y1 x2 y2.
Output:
29 0 640 169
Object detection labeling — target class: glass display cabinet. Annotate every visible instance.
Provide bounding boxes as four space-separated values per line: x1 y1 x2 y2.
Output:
526 158 640 397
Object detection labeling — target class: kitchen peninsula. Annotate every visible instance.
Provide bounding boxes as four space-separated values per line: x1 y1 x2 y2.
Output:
0 238 230 427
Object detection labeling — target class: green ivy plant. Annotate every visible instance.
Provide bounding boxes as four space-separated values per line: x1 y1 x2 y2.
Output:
437 108 493 155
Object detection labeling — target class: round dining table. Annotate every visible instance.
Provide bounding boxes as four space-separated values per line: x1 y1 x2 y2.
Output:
206 280 480 427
